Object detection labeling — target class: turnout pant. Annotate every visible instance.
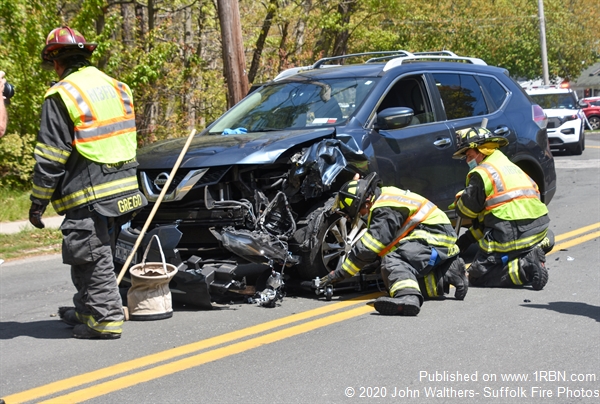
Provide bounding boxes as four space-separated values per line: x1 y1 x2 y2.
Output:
380 240 456 304
468 226 548 288
61 208 124 334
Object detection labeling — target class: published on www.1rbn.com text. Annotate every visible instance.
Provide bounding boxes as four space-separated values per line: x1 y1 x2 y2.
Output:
342 370 599 400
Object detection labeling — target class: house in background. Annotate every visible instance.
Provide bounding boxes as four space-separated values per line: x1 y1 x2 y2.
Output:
572 62 600 98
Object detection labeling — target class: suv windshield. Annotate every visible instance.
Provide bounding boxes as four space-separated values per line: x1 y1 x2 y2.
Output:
210 77 378 133
529 93 578 109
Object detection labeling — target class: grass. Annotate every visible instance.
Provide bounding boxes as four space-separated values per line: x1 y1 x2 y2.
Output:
0 188 61 261
0 188 56 222
0 227 62 261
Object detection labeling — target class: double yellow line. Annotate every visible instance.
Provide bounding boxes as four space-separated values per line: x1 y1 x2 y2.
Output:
3 292 384 404
3 223 599 403
549 222 600 255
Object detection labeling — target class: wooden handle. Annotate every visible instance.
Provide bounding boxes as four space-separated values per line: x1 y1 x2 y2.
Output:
116 129 197 285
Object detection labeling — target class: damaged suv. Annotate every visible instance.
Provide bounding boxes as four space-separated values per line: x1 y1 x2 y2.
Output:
115 51 557 308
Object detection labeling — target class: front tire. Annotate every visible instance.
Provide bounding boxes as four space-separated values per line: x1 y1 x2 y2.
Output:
569 131 585 155
294 200 367 280
587 116 600 131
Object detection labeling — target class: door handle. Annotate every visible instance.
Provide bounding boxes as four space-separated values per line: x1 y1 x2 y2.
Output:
493 126 510 136
434 138 451 147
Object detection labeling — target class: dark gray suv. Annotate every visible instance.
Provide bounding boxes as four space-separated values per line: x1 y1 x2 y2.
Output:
115 51 556 307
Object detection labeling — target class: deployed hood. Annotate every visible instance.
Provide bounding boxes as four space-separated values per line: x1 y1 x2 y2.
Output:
137 128 337 169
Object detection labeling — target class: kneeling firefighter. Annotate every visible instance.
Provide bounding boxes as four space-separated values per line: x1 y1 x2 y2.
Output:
320 173 468 316
451 127 553 289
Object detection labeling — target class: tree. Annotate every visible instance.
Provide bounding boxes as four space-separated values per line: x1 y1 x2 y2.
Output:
0 0 598 188
217 0 248 107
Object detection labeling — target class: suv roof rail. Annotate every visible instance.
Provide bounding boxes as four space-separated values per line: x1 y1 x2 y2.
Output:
383 53 487 70
311 50 415 69
273 50 486 80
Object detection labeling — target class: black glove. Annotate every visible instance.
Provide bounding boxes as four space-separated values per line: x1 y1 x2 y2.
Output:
319 271 339 287
29 203 47 229
456 231 476 254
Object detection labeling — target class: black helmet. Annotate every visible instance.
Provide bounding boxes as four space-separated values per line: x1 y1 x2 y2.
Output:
335 172 381 217
452 127 508 159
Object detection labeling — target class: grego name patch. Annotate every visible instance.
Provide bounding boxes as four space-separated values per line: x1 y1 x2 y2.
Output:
118 194 143 213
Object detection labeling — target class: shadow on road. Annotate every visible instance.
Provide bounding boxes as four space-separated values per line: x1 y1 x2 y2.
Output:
522 301 600 322
0 320 73 339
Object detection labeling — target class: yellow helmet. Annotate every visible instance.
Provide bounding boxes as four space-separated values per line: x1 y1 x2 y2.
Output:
452 127 508 159
335 172 380 217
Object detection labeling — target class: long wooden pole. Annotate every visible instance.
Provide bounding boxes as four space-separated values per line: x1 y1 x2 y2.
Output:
116 129 197 285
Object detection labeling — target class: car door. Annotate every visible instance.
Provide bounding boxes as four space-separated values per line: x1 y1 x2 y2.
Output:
430 71 516 204
430 71 516 154
368 74 466 211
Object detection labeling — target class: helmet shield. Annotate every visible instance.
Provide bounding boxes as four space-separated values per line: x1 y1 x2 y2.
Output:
452 126 509 159
41 26 97 69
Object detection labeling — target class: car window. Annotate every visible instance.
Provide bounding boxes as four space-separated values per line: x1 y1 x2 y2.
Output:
377 75 434 125
209 78 378 133
529 93 577 109
432 73 488 120
478 75 508 111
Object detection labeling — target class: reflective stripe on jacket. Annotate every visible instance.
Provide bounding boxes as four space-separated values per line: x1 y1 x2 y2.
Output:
371 187 454 257
458 151 548 221
45 66 137 164
32 67 142 215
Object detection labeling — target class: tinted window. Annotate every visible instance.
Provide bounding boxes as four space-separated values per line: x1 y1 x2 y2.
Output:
479 76 508 111
377 75 434 124
529 93 578 109
433 73 488 120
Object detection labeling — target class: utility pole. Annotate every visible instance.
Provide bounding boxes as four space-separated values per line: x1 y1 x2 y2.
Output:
538 0 550 85
217 0 249 109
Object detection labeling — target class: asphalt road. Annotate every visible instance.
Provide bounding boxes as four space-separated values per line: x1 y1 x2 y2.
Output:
1 134 599 404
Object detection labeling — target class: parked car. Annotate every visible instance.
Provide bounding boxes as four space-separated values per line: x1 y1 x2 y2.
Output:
581 96 600 131
524 86 587 155
115 51 557 307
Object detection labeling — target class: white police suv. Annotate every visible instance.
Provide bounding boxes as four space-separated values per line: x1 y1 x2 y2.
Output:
524 86 587 155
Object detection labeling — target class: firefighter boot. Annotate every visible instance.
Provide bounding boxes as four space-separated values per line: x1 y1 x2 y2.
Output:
522 247 548 290
72 324 121 340
374 295 420 316
58 306 82 327
443 257 468 300
538 229 555 254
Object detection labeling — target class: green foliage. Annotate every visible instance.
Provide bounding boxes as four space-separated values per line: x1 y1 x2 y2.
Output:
0 132 36 188
0 0 598 191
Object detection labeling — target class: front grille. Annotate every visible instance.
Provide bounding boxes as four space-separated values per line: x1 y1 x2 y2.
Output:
547 117 560 129
141 166 230 195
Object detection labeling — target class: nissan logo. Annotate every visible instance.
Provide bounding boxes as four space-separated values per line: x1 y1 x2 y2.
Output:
153 172 170 190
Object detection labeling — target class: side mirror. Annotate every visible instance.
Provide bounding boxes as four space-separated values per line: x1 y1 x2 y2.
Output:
375 107 415 130
578 100 589 108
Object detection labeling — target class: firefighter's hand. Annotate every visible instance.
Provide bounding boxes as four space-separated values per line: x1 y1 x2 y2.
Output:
448 190 464 210
29 203 47 229
319 271 339 287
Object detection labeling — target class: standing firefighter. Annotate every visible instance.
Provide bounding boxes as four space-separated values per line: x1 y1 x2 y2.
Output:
321 173 468 316
29 26 147 339
451 127 552 289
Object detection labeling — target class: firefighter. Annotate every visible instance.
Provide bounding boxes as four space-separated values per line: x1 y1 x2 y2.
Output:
29 26 147 339
320 173 468 316
451 127 552 289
